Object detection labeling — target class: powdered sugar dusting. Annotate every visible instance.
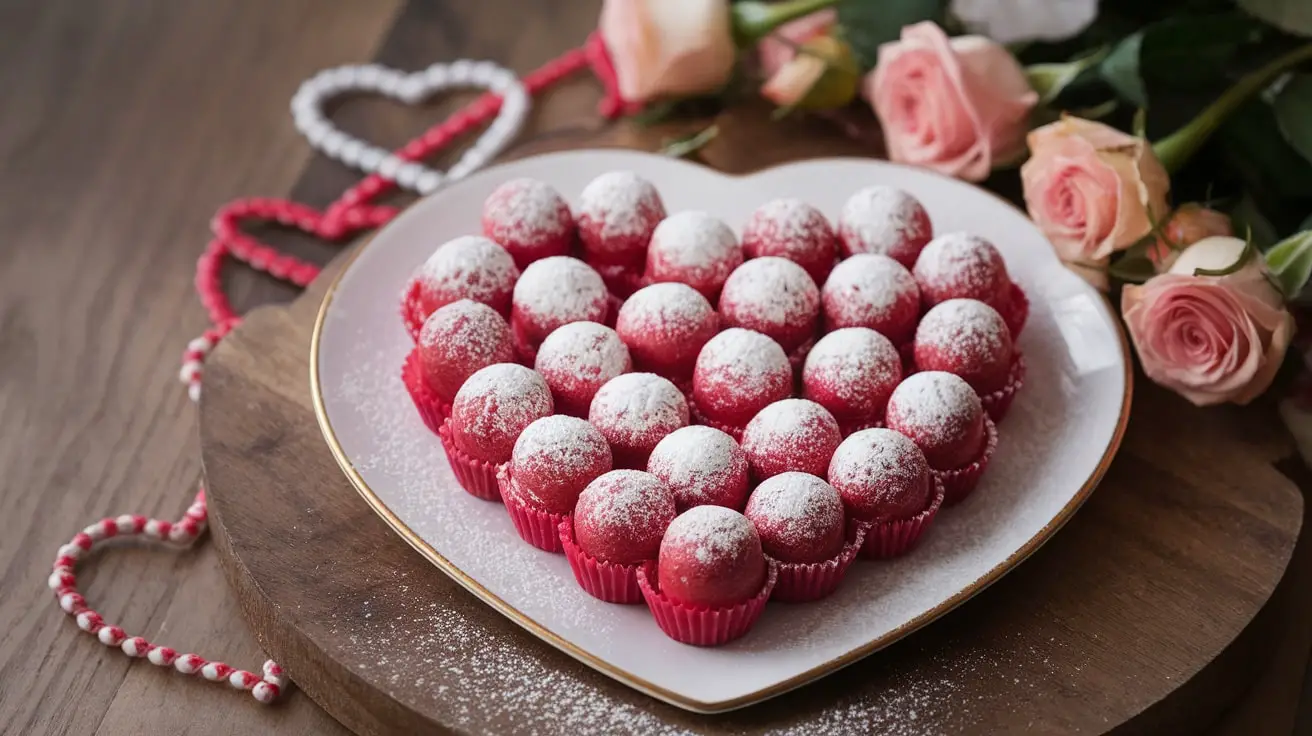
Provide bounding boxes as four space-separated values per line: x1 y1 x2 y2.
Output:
589 373 689 441
695 328 791 396
414 235 518 304
578 469 676 533
914 232 1008 297
745 472 844 543
887 372 983 445
418 299 511 361
483 177 572 243
617 282 716 335
578 171 665 239
452 363 553 444
513 256 607 323
744 198 832 249
512 416 610 482
664 505 757 565
915 299 1010 365
646 211 742 289
535 322 630 385
829 428 928 503
805 328 901 402
839 186 927 255
646 426 746 505
742 399 840 462
720 257 820 332
822 254 918 327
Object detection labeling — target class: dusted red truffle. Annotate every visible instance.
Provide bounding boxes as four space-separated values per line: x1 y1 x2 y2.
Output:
740 198 838 285
913 232 1013 310
481 177 574 268
509 415 613 514
573 469 677 564
511 256 609 353
577 171 665 268
820 254 921 344
718 257 820 353
802 327 902 429
657 505 767 609
450 363 554 463
588 373 690 468
914 299 1014 394
417 299 515 403
407 235 518 320
837 186 932 266
647 425 750 511
740 399 842 481
827 428 933 521
744 472 846 563
645 211 743 300
885 371 987 471
615 282 719 381
534 322 631 417
691 329 793 429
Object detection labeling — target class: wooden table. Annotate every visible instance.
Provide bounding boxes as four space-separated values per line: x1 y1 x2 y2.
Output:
2 1 1311 733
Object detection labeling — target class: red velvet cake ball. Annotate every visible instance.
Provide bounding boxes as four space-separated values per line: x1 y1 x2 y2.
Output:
657 505 767 609
647 425 750 511
828 428 933 521
914 232 1012 310
481 177 574 269
740 198 838 285
837 186 933 266
885 371 987 471
718 257 821 353
573 469 677 564
691 329 793 429
588 373 690 468
408 235 519 320
744 472 846 563
509 415 613 514
534 322 631 417
740 399 842 481
450 363 555 463
914 299 1014 393
802 327 902 430
645 211 743 301
417 299 516 403
615 282 719 381
511 256 609 350
820 254 921 344
577 171 666 268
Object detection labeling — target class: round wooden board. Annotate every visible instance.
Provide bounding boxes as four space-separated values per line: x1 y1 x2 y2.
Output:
199 122 1305 735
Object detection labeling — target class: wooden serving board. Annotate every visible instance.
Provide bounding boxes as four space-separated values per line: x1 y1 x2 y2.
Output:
199 119 1305 735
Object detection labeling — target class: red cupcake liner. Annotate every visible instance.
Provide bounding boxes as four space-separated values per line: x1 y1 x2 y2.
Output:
980 352 1026 423
437 418 504 502
687 396 746 442
558 519 644 604
510 317 539 366
857 475 946 559
1003 281 1029 338
401 348 450 435
636 561 777 647
934 415 999 506
769 524 866 602
497 466 567 553
401 280 426 343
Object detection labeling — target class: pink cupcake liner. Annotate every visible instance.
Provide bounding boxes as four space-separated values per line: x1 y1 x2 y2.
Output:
769 524 866 602
636 561 777 647
687 396 745 442
558 519 644 604
934 415 999 506
497 467 567 553
437 418 504 502
401 348 450 435
401 280 426 343
980 353 1026 423
857 475 945 559
1003 281 1029 338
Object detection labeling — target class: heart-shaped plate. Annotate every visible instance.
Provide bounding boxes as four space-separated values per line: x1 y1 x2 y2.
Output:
311 150 1131 713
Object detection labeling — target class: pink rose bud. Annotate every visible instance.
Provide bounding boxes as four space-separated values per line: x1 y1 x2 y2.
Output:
757 9 836 78
1147 204 1234 271
867 21 1038 182
761 36 859 110
1121 236 1294 406
599 0 737 104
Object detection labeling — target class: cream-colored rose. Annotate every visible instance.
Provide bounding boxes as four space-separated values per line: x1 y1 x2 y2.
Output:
1121 236 1294 406
867 22 1038 181
599 0 737 103
1022 116 1171 265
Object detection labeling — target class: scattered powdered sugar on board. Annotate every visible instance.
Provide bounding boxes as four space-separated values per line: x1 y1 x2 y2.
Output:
577 170 664 239
483 177 572 243
647 425 744 500
721 257 820 328
513 256 607 322
664 505 757 565
915 299 1010 364
822 254 918 323
839 186 927 252
746 472 844 542
414 235 518 302
589 373 688 441
535 321 630 382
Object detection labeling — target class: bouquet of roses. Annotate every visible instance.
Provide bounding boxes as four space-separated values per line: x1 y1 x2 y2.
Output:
593 0 1312 410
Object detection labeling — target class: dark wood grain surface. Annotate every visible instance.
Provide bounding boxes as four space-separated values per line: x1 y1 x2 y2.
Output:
2 0 1311 734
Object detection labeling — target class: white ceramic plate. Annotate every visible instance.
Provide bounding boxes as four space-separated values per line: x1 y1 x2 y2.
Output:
312 149 1131 713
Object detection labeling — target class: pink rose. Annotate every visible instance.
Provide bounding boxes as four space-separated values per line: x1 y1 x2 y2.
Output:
1147 204 1233 271
1021 117 1172 271
867 22 1037 182
757 10 836 77
599 0 737 104
1122 236 1295 406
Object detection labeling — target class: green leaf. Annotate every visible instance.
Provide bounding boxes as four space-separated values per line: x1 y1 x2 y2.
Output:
1100 32 1145 107
661 125 720 160
1238 0 1312 37
837 0 945 71
1219 100 1312 199
1273 74 1312 163
1026 46 1110 107
1098 15 1268 108
1230 194 1282 249
1264 229 1312 297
